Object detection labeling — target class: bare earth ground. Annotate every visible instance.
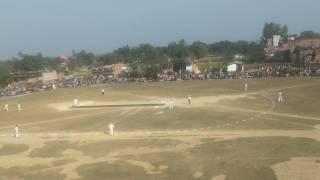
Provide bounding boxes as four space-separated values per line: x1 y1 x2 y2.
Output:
0 77 320 180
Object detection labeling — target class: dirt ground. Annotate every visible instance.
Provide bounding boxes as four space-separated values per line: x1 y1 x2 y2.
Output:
0 77 320 180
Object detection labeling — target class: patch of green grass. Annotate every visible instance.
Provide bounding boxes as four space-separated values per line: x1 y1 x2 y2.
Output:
0 165 64 180
29 141 76 158
190 137 320 180
0 144 29 156
77 160 150 180
51 159 77 166
75 139 181 158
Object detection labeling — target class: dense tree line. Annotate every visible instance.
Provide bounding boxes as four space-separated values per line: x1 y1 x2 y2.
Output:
299 31 320 39
1 22 320 87
0 63 11 88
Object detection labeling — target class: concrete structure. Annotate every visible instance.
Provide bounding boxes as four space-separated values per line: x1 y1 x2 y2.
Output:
289 39 320 64
227 61 243 74
27 71 59 84
104 63 129 77
227 64 237 73
265 37 320 64
186 62 201 75
289 39 320 50
273 35 281 48
186 63 193 73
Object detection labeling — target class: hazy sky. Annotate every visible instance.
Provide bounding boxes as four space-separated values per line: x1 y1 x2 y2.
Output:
0 0 320 59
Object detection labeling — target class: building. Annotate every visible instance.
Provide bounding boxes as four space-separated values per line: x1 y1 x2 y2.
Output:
265 35 288 57
12 71 42 82
28 71 59 84
273 35 281 48
227 61 243 74
265 36 320 64
103 63 129 77
186 62 201 75
289 39 320 64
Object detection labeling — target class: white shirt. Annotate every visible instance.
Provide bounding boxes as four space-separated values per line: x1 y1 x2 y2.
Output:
15 127 19 134
74 99 78 106
108 124 114 130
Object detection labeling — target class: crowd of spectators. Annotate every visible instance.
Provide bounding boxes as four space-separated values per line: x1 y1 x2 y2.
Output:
0 86 33 98
1 65 320 99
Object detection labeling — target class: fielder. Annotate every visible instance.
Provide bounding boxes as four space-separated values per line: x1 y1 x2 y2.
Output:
17 104 22 112
245 83 248 91
169 100 174 110
101 89 105 95
187 95 192 105
14 125 19 138
73 98 79 107
108 123 114 136
4 104 8 112
278 92 284 103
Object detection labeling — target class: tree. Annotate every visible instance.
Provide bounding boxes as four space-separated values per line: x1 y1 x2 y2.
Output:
167 40 189 72
190 41 208 59
208 41 265 63
126 63 147 78
299 31 320 39
68 50 96 69
0 65 11 88
167 39 189 60
262 23 288 42
281 25 289 41
15 53 44 71
145 64 161 79
132 44 160 64
97 53 117 66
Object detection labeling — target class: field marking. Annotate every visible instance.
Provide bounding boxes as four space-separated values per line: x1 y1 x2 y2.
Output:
218 84 320 122
0 109 122 130
1 129 320 142
218 105 320 121
248 83 319 96
262 117 315 128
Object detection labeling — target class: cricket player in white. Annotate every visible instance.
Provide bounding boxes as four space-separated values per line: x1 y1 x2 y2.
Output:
73 98 78 107
278 92 284 103
17 104 22 112
170 100 174 110
108 123 114 136
4 104 8 112
14 125 19 138
187 95 192 104
101 89 105 95
245 83 248 91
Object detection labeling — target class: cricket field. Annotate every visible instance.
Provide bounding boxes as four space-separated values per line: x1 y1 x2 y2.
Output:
1 77 320 180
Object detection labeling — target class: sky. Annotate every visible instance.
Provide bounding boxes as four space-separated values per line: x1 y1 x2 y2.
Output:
0 0 320 59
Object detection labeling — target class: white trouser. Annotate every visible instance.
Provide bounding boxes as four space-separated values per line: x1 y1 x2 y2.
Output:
278 96 283 102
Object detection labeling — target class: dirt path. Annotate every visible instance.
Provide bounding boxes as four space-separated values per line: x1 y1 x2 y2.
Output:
217 105 320 121
2 129 320 143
